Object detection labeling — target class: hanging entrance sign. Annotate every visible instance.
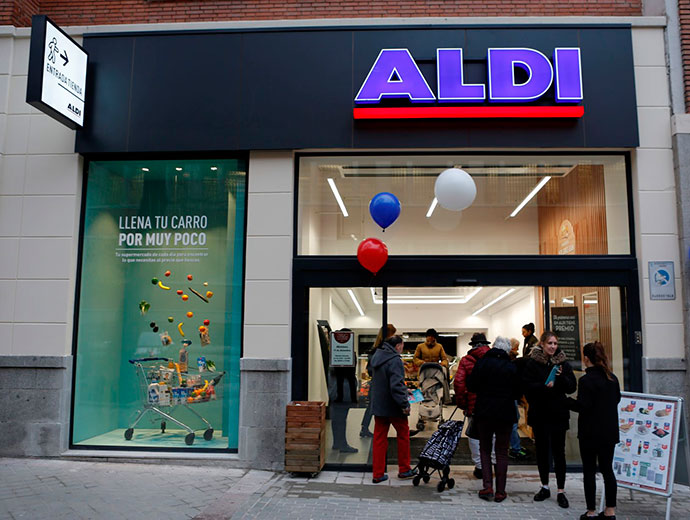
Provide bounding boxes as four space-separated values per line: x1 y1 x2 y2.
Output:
26 15 88 129
330 330 355 368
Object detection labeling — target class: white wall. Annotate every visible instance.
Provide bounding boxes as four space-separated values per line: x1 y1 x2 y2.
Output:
488 289 536 345
0 31 81 357
631 27 684 358
243 151 294 358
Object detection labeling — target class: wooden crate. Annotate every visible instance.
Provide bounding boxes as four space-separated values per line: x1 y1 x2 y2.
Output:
285 401 326 474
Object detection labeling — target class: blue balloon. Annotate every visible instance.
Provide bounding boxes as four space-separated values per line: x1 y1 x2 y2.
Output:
369 192 401 231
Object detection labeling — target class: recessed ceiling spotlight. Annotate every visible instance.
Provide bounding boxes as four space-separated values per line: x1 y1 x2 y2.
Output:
175 167 182 171
210 166 218 171
141 167 149 172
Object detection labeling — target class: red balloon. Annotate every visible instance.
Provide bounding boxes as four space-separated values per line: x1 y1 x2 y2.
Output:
357 238 388 275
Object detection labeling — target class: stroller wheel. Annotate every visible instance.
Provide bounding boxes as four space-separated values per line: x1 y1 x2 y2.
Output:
185 432 195 445
447 478 455 489
203 428 214 441
422 475 430 483
161 421 166 433
124 428 133 440
416 420 424 431
412 476 421 486
437 480 445 492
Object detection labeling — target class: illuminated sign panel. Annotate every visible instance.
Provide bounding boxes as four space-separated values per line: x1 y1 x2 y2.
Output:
354 47 583 119
26 15 88 129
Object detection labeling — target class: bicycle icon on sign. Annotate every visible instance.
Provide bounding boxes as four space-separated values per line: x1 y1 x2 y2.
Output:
47 37 58 63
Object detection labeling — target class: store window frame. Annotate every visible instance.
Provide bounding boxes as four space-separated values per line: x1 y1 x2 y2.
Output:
292 151 642 403
69 152 249 453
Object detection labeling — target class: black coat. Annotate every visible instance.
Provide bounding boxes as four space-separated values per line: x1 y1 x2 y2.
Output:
467 348 521 426
567 365 621 445
522 346 577 430
370 341 409 418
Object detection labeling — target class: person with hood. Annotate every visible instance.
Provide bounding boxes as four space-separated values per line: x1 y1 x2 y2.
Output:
369 334 417 483
360 323 397 438
567 342 621 520
522 322 539 357
467 336 521 502
454 332 492 479
522 330 577 509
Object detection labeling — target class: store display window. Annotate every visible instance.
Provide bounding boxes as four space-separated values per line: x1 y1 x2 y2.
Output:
298 154 630 256
72 158 246 450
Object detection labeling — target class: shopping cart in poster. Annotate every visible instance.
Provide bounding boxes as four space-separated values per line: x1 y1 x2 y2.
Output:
125 357 225 445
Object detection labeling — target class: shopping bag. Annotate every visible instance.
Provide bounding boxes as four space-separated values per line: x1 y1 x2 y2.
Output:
465 416 480 439
408 388 423 404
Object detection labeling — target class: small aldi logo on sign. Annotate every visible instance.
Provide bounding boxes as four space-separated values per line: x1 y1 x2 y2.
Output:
354 47 583 119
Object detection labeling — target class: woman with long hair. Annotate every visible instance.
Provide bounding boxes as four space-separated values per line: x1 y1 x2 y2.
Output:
522 330 577 508
360 324 396 437
568 342 621 520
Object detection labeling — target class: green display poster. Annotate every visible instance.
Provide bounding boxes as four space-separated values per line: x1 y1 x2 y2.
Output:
72 159 246 450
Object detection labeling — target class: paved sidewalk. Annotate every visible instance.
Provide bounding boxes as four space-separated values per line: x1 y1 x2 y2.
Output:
1 458 689 519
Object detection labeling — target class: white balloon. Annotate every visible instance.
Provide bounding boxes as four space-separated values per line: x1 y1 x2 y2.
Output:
434 168 477 211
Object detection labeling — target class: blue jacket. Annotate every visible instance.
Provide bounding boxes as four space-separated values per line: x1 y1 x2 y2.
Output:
370 341 409 418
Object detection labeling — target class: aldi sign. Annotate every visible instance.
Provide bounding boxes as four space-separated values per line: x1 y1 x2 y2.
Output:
26 15 88 129
354 47 583 119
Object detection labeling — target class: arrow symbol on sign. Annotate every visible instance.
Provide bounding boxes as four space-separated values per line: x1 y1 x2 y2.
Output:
60 50 69 66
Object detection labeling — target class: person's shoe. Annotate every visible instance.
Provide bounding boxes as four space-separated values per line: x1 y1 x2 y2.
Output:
372 474 388 483
398 469 418 479
339 445 358 453
580 514 598 520
596 513 616 519
478 487 494 501
534 487 551 501
359 428 373 438
494 492 507 503
557 492 570 509
509 447 529 460
409 429 420 437
473 467 483 479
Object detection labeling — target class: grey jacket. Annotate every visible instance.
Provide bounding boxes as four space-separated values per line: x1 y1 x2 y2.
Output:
370 341 409 418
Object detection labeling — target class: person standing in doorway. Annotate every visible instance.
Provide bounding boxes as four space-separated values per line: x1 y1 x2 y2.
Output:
455 332 492 479
567 342 621 520
522 330 576 509
369 335 417 483
508 337 528 460
413 328 448 367
467 336 521 502
522 323 539 357
360 324 396 438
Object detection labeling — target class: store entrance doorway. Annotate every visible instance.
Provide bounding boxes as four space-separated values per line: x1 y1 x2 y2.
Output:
305 284 629 469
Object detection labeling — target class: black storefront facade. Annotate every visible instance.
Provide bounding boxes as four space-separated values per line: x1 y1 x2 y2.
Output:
66 21 670 469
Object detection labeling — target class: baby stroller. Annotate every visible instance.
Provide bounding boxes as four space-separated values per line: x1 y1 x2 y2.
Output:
412 408 463 492
415 362 448 431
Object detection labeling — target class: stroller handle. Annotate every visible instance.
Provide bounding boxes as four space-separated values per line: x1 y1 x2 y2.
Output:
128 357 171 364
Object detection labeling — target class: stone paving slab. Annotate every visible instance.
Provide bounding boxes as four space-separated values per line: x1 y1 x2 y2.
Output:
1 458 689 519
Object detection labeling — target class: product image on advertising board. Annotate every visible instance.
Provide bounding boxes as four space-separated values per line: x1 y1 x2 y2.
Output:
614 393 680 494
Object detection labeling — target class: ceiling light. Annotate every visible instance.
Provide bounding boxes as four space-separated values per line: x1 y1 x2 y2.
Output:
210 166 218 171
369 287 482 304
426 198 438 218
141 167 149 172
347 289 364 316
472 288 516 316
175 167 182 171
509 176 551 218
327 178 349 217
562 297 574 304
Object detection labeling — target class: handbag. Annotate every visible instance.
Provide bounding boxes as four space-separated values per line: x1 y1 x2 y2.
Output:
465 416 480 439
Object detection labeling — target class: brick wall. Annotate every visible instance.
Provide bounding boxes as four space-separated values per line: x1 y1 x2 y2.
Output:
1 1 642 28
680 0 690 110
